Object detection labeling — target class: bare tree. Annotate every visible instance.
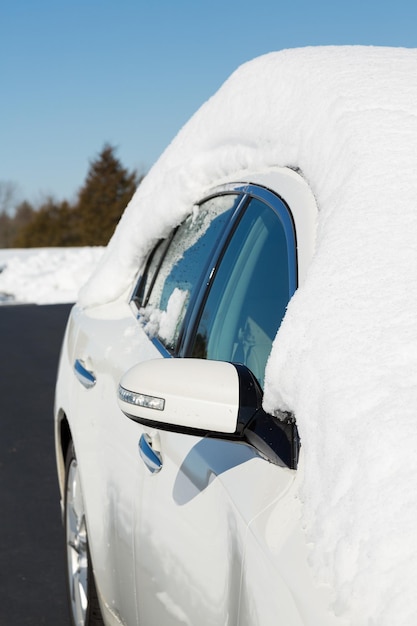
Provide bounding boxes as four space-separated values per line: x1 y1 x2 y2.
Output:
0 180 20 215
0 182 32 247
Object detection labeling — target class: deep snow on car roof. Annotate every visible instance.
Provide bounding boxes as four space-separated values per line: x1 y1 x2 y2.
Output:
80 46 417 626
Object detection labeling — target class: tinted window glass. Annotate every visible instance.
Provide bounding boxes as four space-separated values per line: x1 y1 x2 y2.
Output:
140 194 240 351
190 198 292 388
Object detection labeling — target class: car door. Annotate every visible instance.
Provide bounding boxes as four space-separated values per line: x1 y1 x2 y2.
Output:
130 185 299 625
69 300 163 625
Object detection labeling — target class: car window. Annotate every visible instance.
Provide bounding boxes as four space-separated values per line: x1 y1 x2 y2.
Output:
190 197 295 388
139 194 241 351
132 237 172 307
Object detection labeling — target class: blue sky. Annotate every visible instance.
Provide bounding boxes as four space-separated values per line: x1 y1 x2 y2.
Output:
1 0 416 208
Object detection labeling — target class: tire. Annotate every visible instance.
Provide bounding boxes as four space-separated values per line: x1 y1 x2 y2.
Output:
64 442 104 626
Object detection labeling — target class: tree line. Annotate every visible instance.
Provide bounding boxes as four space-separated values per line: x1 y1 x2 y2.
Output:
0 145 142 248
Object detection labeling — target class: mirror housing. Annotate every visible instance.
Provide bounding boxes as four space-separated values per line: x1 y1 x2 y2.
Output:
118 358 263 437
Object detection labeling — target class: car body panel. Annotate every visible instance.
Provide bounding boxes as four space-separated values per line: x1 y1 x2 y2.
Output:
134 432 295 625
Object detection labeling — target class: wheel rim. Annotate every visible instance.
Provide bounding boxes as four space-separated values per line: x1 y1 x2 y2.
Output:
66 458 89 626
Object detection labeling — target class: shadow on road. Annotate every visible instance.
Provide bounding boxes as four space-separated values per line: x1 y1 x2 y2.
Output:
0 303 73 626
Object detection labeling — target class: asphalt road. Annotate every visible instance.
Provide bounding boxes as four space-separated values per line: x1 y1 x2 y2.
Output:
0 303 73 626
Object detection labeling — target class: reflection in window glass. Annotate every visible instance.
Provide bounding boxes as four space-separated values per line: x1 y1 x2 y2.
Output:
141 194 240 350
191 198 292 388
133 238 171 307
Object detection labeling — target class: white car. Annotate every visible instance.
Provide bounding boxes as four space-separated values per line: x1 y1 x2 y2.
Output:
55 168 332 626
55 46 417 626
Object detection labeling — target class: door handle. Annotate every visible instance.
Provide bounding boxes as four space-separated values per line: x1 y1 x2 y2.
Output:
74 359 96 389
139 433 162 474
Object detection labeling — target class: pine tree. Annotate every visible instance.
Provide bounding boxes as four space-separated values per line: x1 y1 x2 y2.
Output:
12 199 77 247
0 212 12 248
74 144 139 246
0 201 35 247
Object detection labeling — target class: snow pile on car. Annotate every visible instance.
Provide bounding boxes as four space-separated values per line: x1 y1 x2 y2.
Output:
79 46 417 626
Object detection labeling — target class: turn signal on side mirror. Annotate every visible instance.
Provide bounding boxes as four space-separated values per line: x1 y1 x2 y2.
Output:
118 386 165 411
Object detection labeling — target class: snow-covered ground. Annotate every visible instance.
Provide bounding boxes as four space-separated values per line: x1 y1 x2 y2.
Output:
0 247 104 305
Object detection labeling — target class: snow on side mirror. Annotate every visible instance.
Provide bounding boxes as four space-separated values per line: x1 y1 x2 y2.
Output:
117 358 263 437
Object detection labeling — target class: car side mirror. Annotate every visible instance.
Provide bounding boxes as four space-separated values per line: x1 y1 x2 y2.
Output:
117 358 263 438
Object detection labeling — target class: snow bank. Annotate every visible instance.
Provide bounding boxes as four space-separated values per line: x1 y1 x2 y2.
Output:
0 247 104 304
78 46 417 625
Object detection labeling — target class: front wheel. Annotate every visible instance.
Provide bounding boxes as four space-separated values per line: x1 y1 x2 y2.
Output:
64 442 104 626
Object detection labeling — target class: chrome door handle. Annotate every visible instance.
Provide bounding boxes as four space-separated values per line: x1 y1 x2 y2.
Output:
74 359 96 389
139 433 162 474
